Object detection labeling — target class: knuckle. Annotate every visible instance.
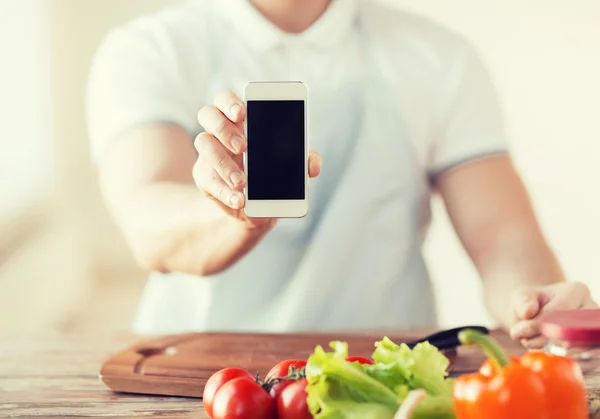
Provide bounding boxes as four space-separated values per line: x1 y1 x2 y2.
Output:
194 132 213 153
528 321 540 334
197 105 214 124
217 186 230 203
578 282 592 298
214 155 229 172
208 170 221 186
214 90 236 104
572 281 588 291
510 287 526 303
214 118 230 136
563 281 589 298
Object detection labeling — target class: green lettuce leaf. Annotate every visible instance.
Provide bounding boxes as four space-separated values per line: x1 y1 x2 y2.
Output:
307 377 397 419
305 342 402 413
372 337 451 397
410 392 457 419
304 337 456 419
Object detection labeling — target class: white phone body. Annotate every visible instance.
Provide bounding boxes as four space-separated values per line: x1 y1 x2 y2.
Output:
243 82 309 218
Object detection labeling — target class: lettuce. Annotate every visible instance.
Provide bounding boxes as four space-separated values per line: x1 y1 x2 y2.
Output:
372 337 452 398
305 337 456 419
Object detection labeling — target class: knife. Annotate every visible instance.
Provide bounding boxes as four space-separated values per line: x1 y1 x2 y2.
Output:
404 325 489 350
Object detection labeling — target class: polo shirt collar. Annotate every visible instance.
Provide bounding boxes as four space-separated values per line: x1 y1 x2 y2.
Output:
215 0 359 52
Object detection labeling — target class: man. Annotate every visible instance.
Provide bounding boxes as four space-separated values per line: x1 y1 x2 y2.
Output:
86 0 596 346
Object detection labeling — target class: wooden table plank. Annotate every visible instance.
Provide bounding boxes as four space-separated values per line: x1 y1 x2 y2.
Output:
0 332 203 418
1 331 599 418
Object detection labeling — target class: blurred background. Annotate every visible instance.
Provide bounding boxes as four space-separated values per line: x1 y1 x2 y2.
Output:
1 0 599 334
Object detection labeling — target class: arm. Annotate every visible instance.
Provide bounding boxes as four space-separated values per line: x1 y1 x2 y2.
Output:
434 155 565 331
422 38 595 344
98 123 273 276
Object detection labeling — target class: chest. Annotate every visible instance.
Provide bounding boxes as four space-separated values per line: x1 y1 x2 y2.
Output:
198 33 432 235
209 36 367 191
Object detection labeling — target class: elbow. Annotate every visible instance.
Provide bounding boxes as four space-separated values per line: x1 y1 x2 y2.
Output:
130 242 226 277
125 235 173 274
131 244 170 274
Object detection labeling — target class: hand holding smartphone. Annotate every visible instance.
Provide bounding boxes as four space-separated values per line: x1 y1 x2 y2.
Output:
195 83 317 226
243 82 310 218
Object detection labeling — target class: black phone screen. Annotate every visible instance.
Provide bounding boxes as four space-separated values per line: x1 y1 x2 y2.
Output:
246 100 305 200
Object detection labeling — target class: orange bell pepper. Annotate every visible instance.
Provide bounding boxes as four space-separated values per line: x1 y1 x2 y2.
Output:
453 329 589 419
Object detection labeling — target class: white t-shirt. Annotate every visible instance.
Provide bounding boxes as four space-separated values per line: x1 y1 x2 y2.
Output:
87 0 508 334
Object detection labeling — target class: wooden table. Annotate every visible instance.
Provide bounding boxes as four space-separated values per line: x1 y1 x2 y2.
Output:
1 331 599 418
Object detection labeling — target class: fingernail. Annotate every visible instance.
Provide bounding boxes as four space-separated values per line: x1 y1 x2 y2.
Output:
230 194 240 207
230 171 244 186
231 136 244 153
230 104 242 118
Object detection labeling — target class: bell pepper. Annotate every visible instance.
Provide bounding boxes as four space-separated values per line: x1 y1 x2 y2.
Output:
453 329 589 419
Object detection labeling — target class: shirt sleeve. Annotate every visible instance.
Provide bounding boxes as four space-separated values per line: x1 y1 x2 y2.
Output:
85 20 200 163
427 43 509 182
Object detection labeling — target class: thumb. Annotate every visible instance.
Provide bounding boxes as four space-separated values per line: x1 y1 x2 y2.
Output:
511 287 543 321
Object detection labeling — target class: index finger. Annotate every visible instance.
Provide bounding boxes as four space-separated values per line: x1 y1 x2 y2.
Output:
214 91 245 128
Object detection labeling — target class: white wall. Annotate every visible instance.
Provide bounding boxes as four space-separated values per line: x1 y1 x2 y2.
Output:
0 1 52 220
389 0 600 327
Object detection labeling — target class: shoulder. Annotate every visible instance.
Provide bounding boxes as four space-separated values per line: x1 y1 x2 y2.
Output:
86 1 217 160
88 0 216 109
93 1 213 68
360 1 479 78
358 2 505 173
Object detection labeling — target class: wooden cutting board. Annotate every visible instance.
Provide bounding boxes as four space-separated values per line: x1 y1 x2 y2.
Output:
99 331 458 398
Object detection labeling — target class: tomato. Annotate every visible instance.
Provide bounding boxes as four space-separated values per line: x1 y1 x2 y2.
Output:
266 359 307 380
203 368 254 417
269 380 292 400
345 356 374 365
277 378 312 419
212 376 275 419
266 359 308 399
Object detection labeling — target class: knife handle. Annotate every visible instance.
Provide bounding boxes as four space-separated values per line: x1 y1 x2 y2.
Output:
406 326 490 350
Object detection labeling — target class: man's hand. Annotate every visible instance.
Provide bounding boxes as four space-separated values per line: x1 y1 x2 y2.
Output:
510 282 598 349
195 91 322 228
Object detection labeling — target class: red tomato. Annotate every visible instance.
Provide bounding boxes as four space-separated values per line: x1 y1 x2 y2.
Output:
277 379 312 419
345 356 374 365
203 368 254 417
266 359 307 380
269 380 293 400
212 376 275 419
266 359 308 399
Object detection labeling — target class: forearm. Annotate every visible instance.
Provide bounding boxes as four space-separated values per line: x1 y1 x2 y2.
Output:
96 124 272 276
477 226 565 331
109 181 271 276
436 156 567 331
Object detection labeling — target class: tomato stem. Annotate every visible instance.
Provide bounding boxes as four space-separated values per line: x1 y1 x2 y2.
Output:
458 329 510 370
261 366 307 393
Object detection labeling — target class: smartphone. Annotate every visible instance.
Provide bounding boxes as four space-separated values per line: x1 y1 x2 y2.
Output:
243 81 309 218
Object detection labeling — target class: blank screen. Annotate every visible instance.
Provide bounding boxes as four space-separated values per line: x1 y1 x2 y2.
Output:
246 100 305 200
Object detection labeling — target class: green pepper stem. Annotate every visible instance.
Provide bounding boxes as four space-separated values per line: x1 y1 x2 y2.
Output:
458 329 511 370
